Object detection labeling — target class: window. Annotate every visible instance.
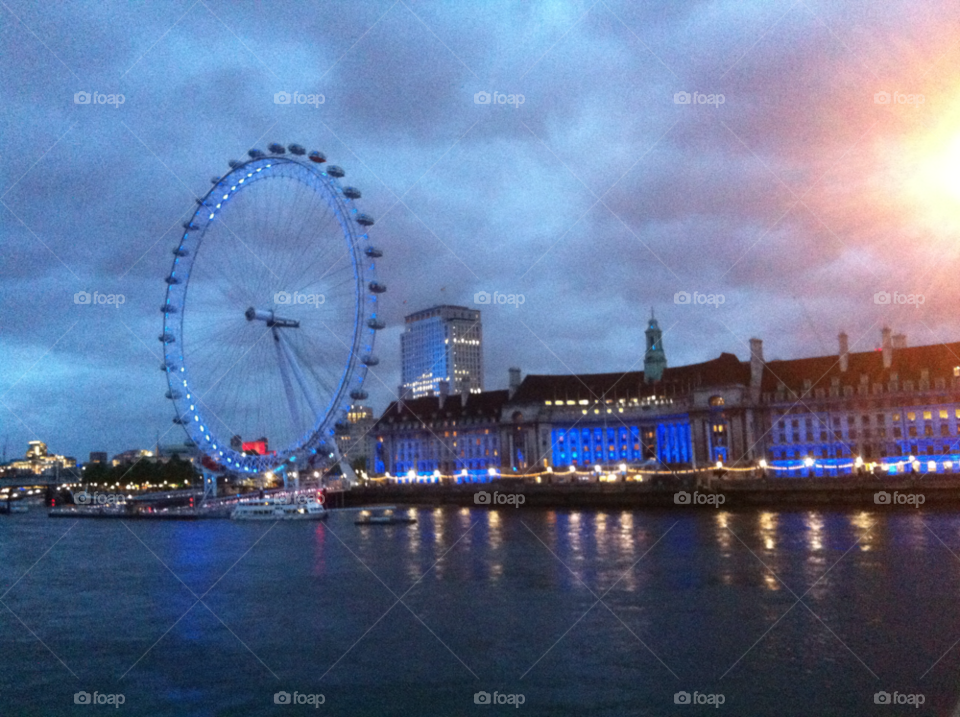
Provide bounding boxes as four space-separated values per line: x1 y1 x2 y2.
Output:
893 413 901 422
924 410 933 420
925 425 934 437
942 425 950 437
894 427 903 438
941 409 949 419
876 414 885 425
908 412 916 421
909 426 917 437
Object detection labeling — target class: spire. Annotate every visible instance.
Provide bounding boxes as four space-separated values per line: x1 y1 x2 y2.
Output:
644 315 667 383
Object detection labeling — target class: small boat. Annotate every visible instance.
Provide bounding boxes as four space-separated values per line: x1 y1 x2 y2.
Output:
355 510 416 526
231 495 327 521
0 501 28 514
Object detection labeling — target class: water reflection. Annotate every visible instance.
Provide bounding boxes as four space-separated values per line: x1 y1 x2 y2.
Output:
759 511 778 552
805 512 824 552
849 511 874 551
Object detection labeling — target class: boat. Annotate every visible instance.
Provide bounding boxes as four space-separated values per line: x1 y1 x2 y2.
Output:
231 495 327 521
0 501 28 514
355 510 416 526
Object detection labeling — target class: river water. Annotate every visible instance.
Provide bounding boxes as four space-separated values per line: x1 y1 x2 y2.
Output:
1 506 957 715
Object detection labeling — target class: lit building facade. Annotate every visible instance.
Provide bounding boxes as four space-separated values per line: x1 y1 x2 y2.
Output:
370 390 507 478
400 305 483 399
336 405 375 466
371 323 960 480
759 329 960 476
6 441 77 475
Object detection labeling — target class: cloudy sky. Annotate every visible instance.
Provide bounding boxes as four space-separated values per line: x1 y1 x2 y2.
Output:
3 0 960 461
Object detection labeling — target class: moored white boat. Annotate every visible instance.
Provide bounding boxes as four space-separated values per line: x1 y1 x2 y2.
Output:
231 495 327 521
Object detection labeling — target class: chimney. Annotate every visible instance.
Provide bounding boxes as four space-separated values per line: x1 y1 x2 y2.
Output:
438 380 449 409
838 331 849 372
749 338 763 399
882 327 893 369
508 367 521 398
892 333 906 349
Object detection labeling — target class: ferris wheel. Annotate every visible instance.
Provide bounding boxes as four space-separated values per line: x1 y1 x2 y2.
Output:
160 143 384 476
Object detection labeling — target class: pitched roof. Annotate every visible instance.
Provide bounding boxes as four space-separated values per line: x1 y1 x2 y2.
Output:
761 341 960 392
375 390 510 426
509 352 750 403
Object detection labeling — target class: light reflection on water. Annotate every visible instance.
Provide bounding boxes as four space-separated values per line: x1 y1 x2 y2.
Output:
4 507 960 715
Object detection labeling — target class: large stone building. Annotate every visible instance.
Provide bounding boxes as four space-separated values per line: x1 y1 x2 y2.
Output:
370 322 960 480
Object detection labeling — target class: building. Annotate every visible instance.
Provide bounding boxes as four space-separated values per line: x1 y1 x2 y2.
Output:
111 449 154 467
89 452 108 464
5 441 77 476
759 328 960 475
371 322 960 480
400 305 483 399
155 442 199 464
336 405 375 467
371 386 508 478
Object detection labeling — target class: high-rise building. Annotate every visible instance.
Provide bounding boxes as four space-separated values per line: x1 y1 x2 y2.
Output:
401 305 483 399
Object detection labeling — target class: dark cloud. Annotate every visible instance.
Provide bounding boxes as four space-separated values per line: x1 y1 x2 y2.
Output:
2 0 960 461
